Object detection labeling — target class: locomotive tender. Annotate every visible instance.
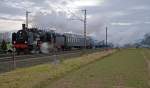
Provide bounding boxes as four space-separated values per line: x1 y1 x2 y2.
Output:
12 24 94 54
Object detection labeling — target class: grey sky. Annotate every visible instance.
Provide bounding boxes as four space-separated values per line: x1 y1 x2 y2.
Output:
0 0 150 45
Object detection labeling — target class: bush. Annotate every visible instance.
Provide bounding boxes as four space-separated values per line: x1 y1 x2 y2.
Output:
1 40 7 51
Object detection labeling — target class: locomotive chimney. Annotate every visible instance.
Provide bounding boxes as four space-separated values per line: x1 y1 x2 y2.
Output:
22 24 26 30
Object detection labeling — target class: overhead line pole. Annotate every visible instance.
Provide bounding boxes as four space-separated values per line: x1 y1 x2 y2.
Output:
82 9 87 49
70 9 87 49
106 26 108 47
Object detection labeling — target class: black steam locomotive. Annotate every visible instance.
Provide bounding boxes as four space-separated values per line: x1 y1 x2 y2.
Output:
12 24 94 54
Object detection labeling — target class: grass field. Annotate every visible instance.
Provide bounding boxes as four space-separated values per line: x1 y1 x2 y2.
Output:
45 49 150 88
0 49 150 88
0 49 115 88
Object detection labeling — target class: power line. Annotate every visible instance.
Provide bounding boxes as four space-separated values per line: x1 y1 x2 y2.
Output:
67 9 83 21
52 5 83 21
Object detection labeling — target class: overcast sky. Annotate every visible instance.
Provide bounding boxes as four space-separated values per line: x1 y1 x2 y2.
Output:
0 0 150 45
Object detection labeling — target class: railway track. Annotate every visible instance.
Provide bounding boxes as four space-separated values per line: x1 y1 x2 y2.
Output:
0 54 12 58
0 50 81 62
0 54 48 62
0 49 103 73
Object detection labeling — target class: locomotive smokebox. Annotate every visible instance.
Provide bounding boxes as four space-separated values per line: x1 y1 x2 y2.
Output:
22 24 26 30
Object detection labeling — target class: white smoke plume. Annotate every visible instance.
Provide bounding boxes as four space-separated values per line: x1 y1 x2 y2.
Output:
31 10 106 40
28 0 150 46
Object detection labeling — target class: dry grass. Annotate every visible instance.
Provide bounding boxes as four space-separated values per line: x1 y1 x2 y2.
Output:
0 49 115 88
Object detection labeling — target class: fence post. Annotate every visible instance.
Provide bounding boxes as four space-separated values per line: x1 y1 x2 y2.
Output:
12 46 16 69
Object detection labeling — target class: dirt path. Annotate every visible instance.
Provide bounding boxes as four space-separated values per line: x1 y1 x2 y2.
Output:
141 50 150 87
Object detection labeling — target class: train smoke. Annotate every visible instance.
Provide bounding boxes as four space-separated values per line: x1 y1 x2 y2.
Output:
40 42 54 54
31 11 106 41
40 42 50 54
29 0 150 46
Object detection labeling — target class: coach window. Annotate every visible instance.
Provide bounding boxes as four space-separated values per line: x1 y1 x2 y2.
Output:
69 37 70 42
69 37 71 43
67 37 69 42
75 38 76 43
69 37 71 42
73 37 74 43
72 38 73 43
76 38 77 43
69 37 72 42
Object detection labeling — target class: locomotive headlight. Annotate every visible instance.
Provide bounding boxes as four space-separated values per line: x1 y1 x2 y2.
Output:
13 41 16 44
25 41 27 44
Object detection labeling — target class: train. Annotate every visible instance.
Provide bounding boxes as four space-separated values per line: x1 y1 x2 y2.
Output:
12 24 94 54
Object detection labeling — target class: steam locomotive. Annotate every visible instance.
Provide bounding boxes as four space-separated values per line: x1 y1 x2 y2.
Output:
12 24 94 54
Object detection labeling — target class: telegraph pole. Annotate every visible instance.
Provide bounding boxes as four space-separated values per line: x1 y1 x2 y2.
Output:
82 9 87 49
26 11 31 29
106 26 108 47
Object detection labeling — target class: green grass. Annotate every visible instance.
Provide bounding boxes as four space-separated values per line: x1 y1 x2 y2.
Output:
0 50 115 88
46 49 150 88
1 49 149 88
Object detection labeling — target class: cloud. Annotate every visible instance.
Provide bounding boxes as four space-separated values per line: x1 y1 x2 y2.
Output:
0 14 24 21
0 19 22 32
0 0 150 46
131 6 150 10
111 22 135 26
73 0 104 7
144 22 150 24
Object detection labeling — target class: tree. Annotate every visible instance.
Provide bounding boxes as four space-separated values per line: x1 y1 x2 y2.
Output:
1 40 7 51
141 33 150 45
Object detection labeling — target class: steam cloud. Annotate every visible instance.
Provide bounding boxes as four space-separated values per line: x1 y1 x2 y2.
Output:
31 11 107 42
28 0 150 46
